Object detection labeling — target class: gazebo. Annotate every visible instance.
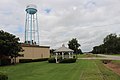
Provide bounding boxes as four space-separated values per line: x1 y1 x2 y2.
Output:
54 44 74 63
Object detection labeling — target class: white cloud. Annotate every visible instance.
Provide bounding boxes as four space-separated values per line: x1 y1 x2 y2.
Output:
0 0 120 52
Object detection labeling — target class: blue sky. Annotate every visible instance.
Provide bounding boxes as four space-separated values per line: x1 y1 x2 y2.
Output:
0 0 120 52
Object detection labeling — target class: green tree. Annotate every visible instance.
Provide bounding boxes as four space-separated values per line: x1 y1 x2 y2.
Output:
92 44 105 54
103 33 118 54
103 33 117 43
50 49 55 57
0 30 23 64
92 33 120 54
68 38 81 54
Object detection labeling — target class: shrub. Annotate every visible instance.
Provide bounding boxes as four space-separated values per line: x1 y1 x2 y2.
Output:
19 58 48 63
19 59 32 63
48 58 56 63
0 59 11 66
32 58 48 62
0 72 8 80
59 58 76 63
48 58 77 63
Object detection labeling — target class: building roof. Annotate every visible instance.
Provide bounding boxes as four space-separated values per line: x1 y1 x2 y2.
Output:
54 44 73 52
21 43 50 48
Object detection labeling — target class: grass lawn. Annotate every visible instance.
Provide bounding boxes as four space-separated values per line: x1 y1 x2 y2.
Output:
0 60 120 80
111 54 120 56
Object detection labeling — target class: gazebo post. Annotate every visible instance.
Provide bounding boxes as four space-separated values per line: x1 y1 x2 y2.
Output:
69 52 70 58
71 52 73 58
62 52 64 59
55 53 58 63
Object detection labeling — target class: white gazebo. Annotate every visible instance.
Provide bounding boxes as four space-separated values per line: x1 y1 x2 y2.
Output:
54 44 74 63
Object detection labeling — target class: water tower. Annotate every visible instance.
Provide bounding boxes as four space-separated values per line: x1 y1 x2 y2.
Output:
25 4 39 45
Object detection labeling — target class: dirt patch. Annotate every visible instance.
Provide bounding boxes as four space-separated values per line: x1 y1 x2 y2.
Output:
104 62 120 76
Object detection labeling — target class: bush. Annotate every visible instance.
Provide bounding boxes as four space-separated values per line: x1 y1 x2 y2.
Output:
32 58 48 62
48 58 56 63
48 58 77 63
0 59 11 66
19 59 32 63
19 58 48 63
0 72 8 80
59 58 76 63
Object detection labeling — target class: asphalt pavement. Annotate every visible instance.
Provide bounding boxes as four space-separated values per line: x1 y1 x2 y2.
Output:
78 54 120 60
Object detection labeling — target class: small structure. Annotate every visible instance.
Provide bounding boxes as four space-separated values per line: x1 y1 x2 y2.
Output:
54 44 74 63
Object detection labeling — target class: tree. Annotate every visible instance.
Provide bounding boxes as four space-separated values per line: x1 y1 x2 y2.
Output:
92 33 120 54
50 49 55 57
0 30 23 64
77 48 83 54
68 38 81 54
103 33 118 54
92 44 105 54
103 33 117 44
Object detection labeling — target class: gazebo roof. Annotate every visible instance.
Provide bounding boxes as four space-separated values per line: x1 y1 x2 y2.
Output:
54 44 74 52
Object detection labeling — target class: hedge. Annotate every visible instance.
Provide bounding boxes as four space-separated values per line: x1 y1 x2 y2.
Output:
32 58 48 62
0 59 11 66
19 58 48 63
19 59 32 63
48 58 76 63
0 72 8 80
48 58 56 63
59 58 76 63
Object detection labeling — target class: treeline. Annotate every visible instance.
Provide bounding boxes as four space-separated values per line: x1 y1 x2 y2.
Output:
92 33 120 54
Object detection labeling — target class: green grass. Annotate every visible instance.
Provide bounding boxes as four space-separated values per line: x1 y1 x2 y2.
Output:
0 60 120 80
111 54 120 56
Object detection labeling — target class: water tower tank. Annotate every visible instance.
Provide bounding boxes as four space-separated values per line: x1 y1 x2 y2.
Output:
25 4 39 45
26 4 37 14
